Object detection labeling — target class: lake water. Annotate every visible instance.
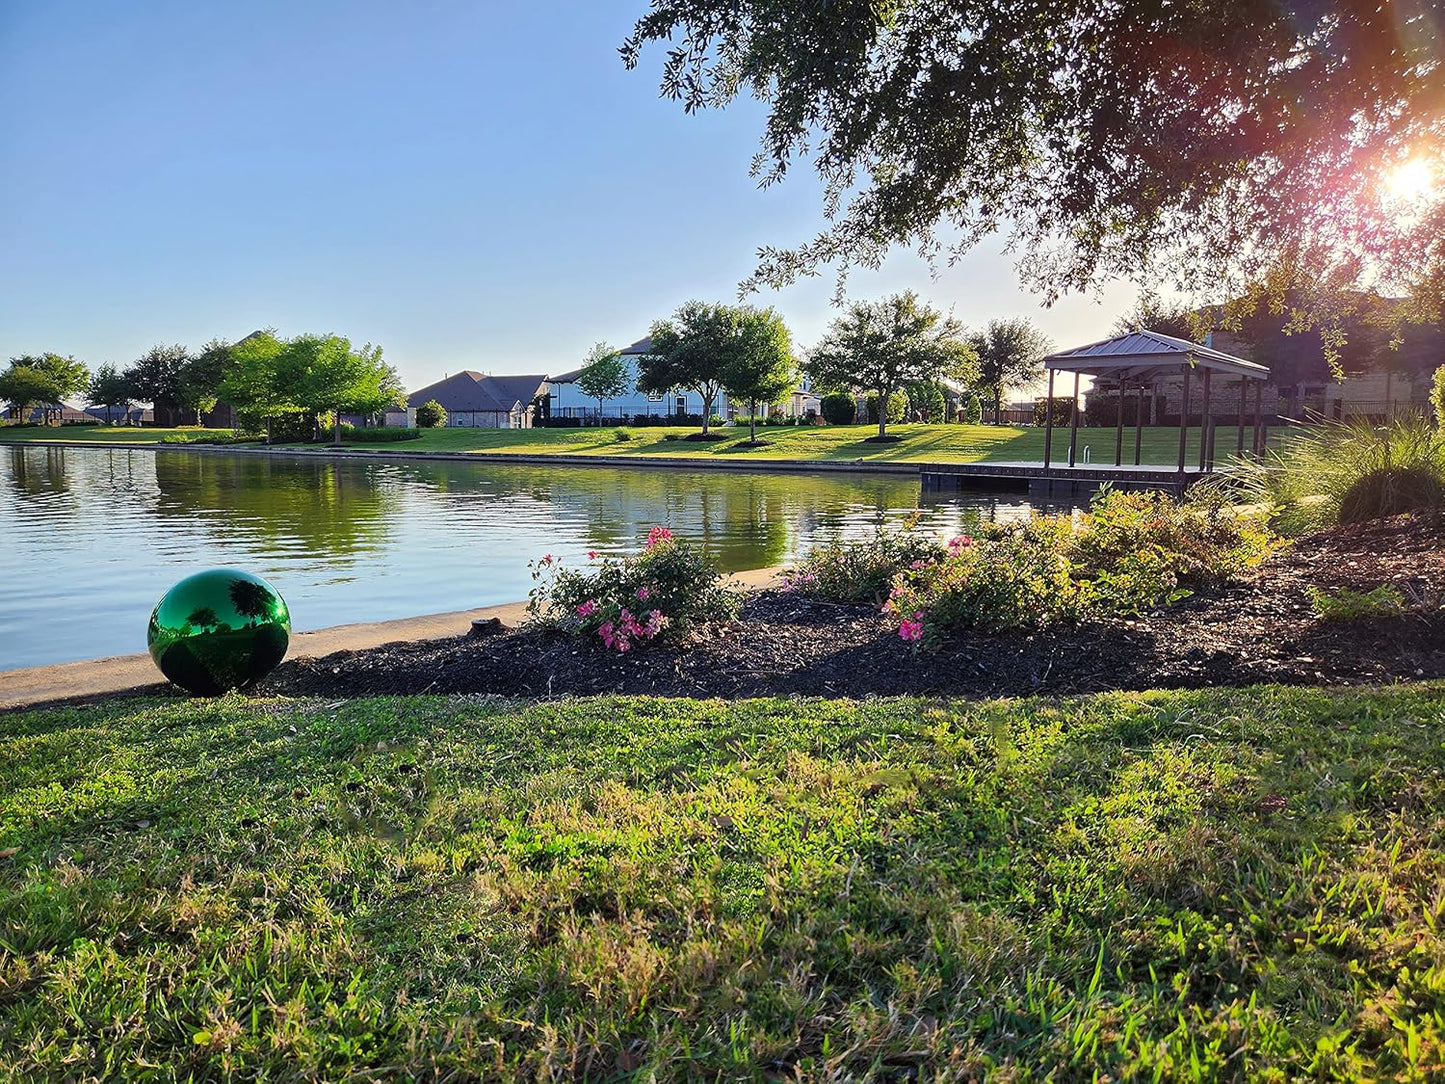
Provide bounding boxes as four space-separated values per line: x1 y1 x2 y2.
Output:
0 445 1052 670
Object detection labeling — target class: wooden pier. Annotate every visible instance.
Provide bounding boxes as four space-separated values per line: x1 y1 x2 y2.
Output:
920 460 1207 496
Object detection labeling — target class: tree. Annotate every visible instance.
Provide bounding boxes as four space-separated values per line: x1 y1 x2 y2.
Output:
1111 295 1202 342
273 334 403 444
86 363 131 424
125 344 189 427
178 339 233 425
970 319 1053 426
0 354 89 424
638 301 735 436
719 308 796 443
574 343 632 425
217 331 290 441
964 394 983 425
904 379 947 423
820 391 856 425
623 4 1444 340
807 292 976 439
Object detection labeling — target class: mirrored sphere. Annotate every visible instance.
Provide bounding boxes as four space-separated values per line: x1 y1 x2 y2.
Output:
146 569 291 695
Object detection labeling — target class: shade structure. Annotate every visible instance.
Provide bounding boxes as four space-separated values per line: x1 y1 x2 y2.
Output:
1040 329 1271 476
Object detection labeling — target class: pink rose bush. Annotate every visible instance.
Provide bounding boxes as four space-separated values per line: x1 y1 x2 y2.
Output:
528 526 738 652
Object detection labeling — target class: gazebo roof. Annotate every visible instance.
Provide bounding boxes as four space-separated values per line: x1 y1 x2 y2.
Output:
1043 329 1270 382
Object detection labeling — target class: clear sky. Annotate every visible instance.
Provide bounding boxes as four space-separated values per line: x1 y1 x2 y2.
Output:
1 0 1136 391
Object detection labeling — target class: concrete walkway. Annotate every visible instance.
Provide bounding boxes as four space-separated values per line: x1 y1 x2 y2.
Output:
0 567 783 710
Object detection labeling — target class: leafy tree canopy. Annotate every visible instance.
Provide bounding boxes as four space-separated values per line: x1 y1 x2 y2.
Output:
86 363 132 422
807 291 975 438
623 2 1444 329
639 301 742 435
178 339 233 423
124 344 190 425
720 307 796 442
218 331 291 433
0 354 89 422
970 318 1053 425
575 343 632 421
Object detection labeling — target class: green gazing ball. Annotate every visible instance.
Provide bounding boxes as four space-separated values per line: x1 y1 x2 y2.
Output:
147 569 291 695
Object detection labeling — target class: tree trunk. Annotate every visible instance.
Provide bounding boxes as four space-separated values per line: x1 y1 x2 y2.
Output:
994 387 1002 425
701 392 712 435
265 418 272 445
598 397 604 426
334 411 342 446
878 390 888 439
749 399 757 443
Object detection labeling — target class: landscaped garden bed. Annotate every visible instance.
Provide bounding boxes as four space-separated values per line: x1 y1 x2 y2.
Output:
261 512 1445 700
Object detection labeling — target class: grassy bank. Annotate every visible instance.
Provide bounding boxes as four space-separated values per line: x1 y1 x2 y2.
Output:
3 685 1443 1078
0 421 1278 465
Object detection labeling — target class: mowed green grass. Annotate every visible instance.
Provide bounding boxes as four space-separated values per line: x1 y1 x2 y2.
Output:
0 421 1280 465
2 685 1443 1078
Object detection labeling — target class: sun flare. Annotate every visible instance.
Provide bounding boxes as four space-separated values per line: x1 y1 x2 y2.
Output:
1385 158 1436 201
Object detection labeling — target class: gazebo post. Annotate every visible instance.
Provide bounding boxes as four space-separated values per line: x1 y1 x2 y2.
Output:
1043 368 1056 469
1199 366 1213 471
1067 372 1081 467
1252 380 1264 458
1177 366 1191 477
1236 379 1247 458
1113 379 1125 466
1134 384 1145 466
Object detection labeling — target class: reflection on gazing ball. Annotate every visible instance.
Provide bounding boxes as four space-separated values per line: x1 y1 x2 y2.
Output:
146 569 291 695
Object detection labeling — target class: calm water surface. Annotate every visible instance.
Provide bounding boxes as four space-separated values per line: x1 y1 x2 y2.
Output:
1 445 1052 669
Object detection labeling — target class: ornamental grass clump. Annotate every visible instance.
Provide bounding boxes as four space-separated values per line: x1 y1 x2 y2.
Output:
528 526 738 651
868 488 1277 646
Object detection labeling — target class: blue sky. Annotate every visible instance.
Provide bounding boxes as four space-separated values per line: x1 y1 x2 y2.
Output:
1 0 1136 391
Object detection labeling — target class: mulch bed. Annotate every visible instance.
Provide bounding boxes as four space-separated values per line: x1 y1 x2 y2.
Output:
259 514 1445 700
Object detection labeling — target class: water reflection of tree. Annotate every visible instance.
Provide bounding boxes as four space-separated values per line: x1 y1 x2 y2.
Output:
228 579 275 626
150 453 397 562
380 460 925 570
4 446 74 503
185 606 223 631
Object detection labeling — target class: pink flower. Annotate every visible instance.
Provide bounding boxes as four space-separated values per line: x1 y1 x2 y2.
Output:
637 586 650 600
598 621 615 648
587 550 599 559
898 612 925 642
645 526 674 549
576 600 597 618
947 535 974 550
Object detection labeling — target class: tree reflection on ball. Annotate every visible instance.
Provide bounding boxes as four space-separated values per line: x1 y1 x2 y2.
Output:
147 569 291 695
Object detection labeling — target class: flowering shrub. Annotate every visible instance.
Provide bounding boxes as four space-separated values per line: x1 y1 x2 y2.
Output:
789 489 1277 647
782 523 948 605
527 527 739 651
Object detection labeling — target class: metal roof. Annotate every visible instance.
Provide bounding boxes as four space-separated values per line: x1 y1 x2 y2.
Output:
1043 329 1271 381
619 336 653 356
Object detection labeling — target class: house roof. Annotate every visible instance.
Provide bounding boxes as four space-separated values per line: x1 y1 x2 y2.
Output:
1044 329 1270 382
548 365 585 385
407 371 549 412
619 336 653 356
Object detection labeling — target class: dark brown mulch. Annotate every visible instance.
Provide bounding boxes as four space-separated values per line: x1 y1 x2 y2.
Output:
258 515 1445 701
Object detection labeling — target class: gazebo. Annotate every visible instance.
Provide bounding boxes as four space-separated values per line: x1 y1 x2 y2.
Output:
1040 329 1272 477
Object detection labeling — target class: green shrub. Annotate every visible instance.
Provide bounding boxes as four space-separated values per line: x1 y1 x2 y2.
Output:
820 392 857 425
783 526 948 605
794 488 1277 646
341 426 424 443
964 394 983 425
613 427 635 442
415 400 447 428
866 391 909 425
904 380 947 423
1433 363 1445 428
527 527 738 651
1033 398 1073 427
1307 584 1406 621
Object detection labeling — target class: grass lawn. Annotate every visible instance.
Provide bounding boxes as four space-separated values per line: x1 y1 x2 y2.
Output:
0 421 1281 466
3 685 1443 1078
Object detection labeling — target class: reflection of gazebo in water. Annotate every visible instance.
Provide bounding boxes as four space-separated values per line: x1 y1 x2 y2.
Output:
1041 329 1272 478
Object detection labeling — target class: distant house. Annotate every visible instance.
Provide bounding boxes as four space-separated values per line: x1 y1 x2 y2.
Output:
406 371 549 428
548 337 713 421
5 401 114 425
